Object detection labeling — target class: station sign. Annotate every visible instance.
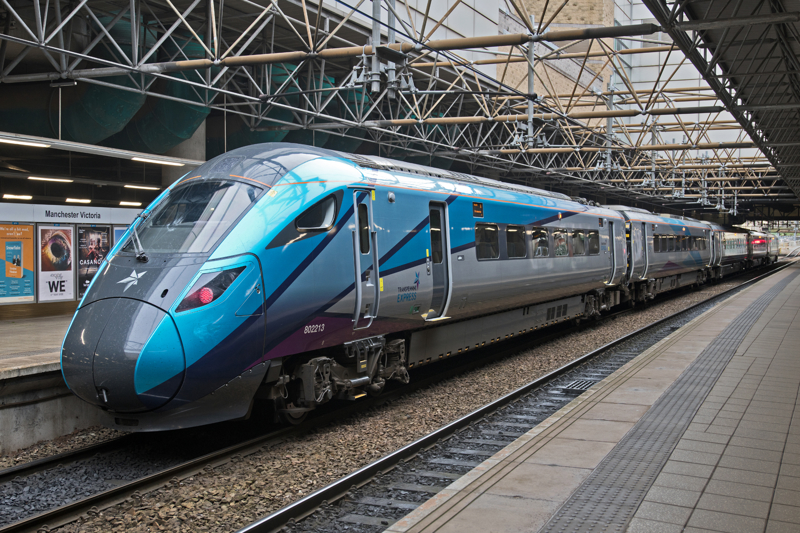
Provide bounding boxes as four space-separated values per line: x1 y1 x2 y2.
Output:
0 202 139 225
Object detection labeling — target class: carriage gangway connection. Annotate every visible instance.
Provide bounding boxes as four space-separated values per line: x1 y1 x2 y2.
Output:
384 260 800 533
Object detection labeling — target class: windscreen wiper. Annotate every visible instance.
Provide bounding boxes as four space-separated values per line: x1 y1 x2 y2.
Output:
131 213 149 263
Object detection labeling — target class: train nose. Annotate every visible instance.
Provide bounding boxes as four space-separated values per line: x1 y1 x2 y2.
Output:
62 298 185 413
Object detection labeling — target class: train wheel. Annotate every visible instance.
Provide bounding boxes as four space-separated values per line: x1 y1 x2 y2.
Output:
276 397 309 425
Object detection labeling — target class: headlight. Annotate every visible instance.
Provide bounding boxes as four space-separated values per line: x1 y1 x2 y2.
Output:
176 266 245 312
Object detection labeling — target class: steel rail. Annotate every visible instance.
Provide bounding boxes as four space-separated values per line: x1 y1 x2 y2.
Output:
236 262 791 533
0 435 137 487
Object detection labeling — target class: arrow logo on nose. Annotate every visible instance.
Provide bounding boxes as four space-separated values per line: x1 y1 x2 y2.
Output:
118 270 146 292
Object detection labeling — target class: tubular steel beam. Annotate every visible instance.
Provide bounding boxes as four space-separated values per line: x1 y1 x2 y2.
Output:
677 12 800 32
532 23 661 42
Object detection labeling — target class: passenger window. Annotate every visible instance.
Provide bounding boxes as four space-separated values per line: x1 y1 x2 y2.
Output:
681 236 688 251
666 236 673 252
430 208 443 264
572 230 586 255
296 195 337 231
532 228 549 257
475 224 499 260
654 235 660 253
506 225 527 258
587 231 600 255
357 204 370 254
553 230 568 257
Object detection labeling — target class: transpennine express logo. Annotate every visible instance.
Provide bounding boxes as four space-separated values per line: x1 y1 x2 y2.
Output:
397 272 420 302
118 270 146 292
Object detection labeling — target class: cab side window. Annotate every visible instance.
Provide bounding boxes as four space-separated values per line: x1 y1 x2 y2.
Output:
296 195 337 231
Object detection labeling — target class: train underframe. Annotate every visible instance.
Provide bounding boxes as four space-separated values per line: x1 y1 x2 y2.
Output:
258 261 771 423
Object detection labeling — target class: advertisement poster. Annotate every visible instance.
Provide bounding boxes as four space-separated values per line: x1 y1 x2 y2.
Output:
38 225 75 302
0 224 35 304
113 226 129 245
78 226 110 298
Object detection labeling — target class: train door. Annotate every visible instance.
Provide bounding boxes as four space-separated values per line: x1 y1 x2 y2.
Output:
625 221 634 279
426 203 451 320
608 220 617 283
351 189 381 330
708 230 717 266
629 221 647 281
640 222 649 278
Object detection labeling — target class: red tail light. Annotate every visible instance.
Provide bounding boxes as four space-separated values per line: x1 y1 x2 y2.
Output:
176 267 245 312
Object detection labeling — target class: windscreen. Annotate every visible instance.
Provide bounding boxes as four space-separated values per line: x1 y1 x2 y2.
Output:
123 179 261 254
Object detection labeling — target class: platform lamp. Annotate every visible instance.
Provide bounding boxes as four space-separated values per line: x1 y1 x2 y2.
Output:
50 80 77 141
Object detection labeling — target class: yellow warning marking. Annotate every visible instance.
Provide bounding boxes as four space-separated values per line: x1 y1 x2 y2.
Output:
426 248 430 257
380 278 384 292
371 190 375 201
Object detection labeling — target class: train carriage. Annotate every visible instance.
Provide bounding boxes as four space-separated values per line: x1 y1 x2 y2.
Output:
59 143 773 431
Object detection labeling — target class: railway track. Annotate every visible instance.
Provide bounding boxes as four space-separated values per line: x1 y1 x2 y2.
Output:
237 261 792 533
0 262 788 533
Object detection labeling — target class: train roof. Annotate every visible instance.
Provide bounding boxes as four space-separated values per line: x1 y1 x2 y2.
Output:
602 205 652 214
190 143 344 188
190 143 574 204
336 152 572 201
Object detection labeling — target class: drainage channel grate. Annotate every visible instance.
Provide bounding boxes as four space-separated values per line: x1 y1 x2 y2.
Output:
562 379 597 393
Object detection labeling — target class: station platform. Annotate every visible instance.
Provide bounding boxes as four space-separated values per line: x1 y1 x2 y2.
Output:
387 261 800 533
0 313 103 455
0 314 70 380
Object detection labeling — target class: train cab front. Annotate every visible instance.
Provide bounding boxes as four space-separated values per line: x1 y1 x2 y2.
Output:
61 294 186 414
61 173 270 431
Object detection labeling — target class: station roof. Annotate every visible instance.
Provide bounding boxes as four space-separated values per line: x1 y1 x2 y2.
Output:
644 0 800 199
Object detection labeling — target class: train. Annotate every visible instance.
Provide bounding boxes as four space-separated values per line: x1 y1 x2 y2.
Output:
60 143 779 430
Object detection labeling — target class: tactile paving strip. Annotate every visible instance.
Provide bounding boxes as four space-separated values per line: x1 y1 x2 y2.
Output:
540 270 800 533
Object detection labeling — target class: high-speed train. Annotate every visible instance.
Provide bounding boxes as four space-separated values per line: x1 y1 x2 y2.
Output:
60 144 778 430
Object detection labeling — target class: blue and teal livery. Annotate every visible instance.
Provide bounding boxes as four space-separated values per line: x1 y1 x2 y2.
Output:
60 143 774 430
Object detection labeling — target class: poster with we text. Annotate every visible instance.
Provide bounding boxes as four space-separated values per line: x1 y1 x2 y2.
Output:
38 225 75 302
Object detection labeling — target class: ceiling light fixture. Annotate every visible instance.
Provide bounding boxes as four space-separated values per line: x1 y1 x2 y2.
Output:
120 201 142 207
131 157 184 167
0 138 51 148
28 176 74 183
124 184 161 191
66 198 91 204
3 194 32 200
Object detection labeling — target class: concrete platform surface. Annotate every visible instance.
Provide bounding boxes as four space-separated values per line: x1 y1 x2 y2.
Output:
387 262 800 533
0 314 71 379
0 312 105 454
